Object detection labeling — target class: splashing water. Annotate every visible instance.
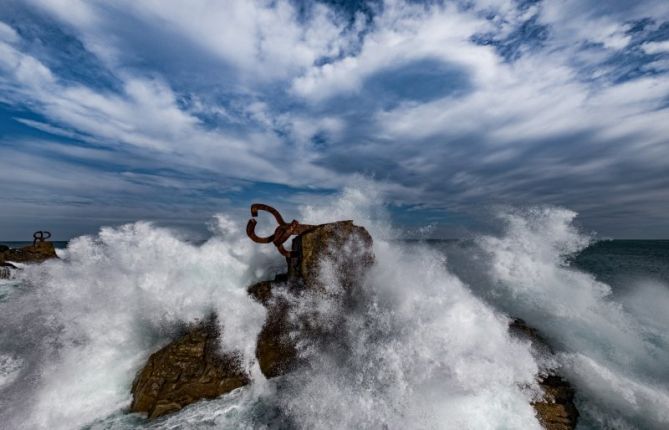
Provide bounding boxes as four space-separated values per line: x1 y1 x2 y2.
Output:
0 192 667 429
0 218 278 429
446 207 669 429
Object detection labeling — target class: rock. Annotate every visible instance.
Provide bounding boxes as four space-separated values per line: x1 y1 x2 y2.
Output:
252 221 374 378
510 319 579 430
130 220 375 419
0 241 58 265
129 316 249 419
533 375 579 430
288 220 374 288
0 242 57 279
248 279 298 378
0 262 17 280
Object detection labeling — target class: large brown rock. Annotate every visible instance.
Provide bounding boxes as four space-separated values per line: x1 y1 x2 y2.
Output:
0 242 57 264
288 220 374 288
533 375 579 430
510 319 579 430
130 221 374 418
0 242 58 279
251 221 374 378
247 278 297 378
129 317 249 419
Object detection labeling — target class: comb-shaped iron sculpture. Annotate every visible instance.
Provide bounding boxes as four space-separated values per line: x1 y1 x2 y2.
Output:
246 203 314 257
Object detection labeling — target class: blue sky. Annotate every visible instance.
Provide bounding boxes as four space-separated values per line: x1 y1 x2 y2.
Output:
1 0 668 240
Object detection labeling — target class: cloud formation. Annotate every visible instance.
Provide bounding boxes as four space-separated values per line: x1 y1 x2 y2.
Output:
0 0 668 239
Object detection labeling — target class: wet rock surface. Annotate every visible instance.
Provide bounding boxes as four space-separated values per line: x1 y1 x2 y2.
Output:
129 316 249 419
131 220 373 417
287 220 374 288
0 242 58 279
0 242 57 264
248 278 297 378
252 220 374 377
510 319 579 430
0 265 12 280
533 375 579 430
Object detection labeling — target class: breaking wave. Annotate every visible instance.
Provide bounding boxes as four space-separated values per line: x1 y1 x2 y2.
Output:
446 207 669 429
0 189 667 429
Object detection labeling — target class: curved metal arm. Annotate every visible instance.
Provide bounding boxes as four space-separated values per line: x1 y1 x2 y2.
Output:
275 242 292 257
246 219 275 243
246 203 315 258
250 203 287 225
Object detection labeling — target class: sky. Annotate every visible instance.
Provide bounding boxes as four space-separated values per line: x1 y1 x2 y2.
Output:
0 0 668 240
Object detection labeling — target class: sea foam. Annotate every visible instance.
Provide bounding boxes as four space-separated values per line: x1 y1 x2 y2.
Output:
0 189 666 429
456 207 669 429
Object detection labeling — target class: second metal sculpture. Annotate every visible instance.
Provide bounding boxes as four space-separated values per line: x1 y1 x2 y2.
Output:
33 231 51 246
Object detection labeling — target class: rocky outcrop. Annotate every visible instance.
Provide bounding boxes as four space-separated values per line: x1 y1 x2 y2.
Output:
0 242 57 264
247 278 297 378
510 319 579 430
251 220 374 378
0 264 13 280
533 375 579 430
130 220 374 416
287 220 374 289
129 316 249 419
0 242 58 279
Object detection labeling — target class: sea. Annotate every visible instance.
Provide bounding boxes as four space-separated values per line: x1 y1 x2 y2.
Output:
0 193 667 430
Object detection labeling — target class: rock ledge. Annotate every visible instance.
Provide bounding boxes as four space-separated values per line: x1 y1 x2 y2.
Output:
129 316 249 419
0 241 58 279
510 319 579 430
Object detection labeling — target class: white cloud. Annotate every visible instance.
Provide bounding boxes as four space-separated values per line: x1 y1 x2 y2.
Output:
538 0 669 51
0 21 19 43
0 41 54 89
291 1 497 101
0 35 337 187
7 0 669 171
2 0 669 236
641 40 669 55
354 1 669 162
29 0 357 82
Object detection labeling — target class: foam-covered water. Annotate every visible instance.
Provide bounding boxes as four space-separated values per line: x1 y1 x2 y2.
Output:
441 208 669 429
0 191 667 429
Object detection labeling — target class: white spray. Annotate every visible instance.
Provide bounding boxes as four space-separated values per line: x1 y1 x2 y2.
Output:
3 191 664 429
470 207 669 429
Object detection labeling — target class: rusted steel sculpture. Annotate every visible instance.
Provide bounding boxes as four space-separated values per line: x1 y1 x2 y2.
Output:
33 231 52 246
246 203 314 257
